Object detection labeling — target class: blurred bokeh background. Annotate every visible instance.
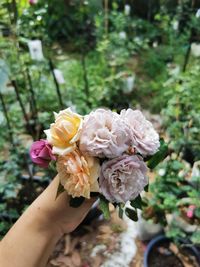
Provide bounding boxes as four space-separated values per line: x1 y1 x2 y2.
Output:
0 1 200 266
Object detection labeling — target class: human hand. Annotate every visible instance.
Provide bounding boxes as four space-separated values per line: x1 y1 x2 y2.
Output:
31 175 97 237
0 175 96 267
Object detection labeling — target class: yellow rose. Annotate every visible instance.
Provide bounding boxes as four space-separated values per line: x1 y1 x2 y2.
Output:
57 149 100 199
44 108 82 156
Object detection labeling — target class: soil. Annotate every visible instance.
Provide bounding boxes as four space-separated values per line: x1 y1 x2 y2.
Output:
148 242 199 267
131 239 145 267
47 208 128 267
47 207 200 267
148 245 183 267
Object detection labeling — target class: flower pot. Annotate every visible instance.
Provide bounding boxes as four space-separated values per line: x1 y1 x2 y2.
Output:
144 235 200 267
137 216 163 241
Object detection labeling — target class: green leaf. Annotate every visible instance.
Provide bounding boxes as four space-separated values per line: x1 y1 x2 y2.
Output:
194 209 200 219
49 160 57 171
99 195 110 220
90 192 100 197
144 184 149 192
130 195 142 210
191 231 200 245
147 139 168 169
55 183 65 200
69 196 85 208
125 208 138 221
118 203 124 219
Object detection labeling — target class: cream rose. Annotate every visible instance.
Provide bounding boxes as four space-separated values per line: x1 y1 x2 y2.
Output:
44 108 82 156
79 109 132 158
57 149 100 199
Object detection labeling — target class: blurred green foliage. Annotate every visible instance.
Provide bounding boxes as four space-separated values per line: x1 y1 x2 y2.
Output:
163 64 200 162
145 157 200 244
0 0 200 242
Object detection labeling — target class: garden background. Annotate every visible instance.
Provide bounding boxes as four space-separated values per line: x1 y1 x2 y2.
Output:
0 1 200 266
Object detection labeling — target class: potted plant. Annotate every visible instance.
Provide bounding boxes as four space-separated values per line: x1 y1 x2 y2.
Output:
143 156 200 266
144 234 200 267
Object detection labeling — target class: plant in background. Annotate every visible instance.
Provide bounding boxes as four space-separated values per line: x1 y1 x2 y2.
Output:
1 0 200 241
144 155 200 245
128 1 200 245
162 64 200 163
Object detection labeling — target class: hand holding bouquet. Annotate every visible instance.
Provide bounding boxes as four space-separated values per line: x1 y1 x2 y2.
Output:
30 107 166 220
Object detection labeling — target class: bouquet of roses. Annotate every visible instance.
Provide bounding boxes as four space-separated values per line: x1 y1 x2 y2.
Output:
30 108 167 220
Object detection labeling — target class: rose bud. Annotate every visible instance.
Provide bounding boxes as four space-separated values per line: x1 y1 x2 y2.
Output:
30 140 56 168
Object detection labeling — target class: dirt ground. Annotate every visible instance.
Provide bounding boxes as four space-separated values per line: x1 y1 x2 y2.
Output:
47 208 145 267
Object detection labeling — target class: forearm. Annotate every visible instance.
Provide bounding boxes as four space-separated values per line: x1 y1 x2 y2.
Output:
0 176 63 267
0 217 60 267
0 176 94 267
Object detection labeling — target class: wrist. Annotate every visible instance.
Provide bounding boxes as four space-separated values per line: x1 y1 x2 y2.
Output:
25 200 63 241
28 175 95 236
30 177 76 235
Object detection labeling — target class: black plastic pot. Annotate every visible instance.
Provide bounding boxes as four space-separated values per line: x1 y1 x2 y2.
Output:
144 235 200 267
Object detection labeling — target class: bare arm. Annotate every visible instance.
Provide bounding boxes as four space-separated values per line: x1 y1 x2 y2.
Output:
0 175 95 267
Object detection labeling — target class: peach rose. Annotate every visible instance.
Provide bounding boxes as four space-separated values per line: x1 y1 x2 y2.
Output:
57 149 100 199
44 108 82 156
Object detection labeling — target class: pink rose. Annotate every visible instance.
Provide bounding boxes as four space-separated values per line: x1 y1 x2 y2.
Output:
186 205 195 219
30 140 56 168
99 155 148 203
120 109 160 156
79 109 132 158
